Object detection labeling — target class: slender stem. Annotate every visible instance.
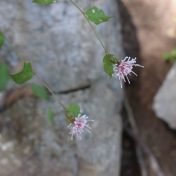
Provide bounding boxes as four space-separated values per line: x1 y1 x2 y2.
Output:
34 72 66 110
5 35 66 110
34 72 55 96
70 0 107 53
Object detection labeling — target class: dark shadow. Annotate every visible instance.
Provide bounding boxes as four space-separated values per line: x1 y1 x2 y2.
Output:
118 0 176 175
118 0 142 88
117 1 142 176
120 104 141 176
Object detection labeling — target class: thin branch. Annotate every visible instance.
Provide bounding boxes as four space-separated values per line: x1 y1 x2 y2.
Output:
70 0 107 53
34 71 66 110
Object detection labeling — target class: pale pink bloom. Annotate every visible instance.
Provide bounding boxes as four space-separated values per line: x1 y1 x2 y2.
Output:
67 114 93 140
112 56 144 88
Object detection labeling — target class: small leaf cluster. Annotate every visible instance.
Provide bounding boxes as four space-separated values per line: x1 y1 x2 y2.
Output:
0 62 52 121
0 62 48 99
0 32 82 125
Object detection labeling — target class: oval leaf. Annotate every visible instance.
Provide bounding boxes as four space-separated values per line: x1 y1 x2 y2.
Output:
85 7 111 25
0 32 5 48
66 103 80 117
103 62 113 77
103 53 117 77
32 83 49 100
11 62 33 84
0 63 9 91
33 0 56 5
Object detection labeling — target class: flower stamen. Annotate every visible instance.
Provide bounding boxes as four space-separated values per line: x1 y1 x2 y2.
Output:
67 114 93 140
112 56 144 88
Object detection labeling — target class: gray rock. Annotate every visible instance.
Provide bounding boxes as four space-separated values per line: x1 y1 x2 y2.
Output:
153 64 176 129
0 0 123 175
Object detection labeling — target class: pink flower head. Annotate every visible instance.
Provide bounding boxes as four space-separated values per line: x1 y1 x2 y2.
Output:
112 56 144 88
67 114 93 140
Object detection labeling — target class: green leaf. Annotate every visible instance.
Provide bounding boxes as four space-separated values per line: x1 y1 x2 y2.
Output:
0 32 5 48
11 62 33 84
103 62 113 77
33 0 56 5
0 63 9 91
32 83 49 100
103 53 117 77
163 49 176 62
85 7 111 25
47 107 55 123
66 103 80 117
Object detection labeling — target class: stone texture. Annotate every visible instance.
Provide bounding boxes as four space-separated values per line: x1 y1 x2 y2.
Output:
0 0 123 176
153 64 176 129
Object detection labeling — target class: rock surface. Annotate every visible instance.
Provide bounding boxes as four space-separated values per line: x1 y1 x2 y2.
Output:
153 64 176 129
0 0 123 176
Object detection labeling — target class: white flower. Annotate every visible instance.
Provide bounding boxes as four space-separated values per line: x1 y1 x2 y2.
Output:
67 114 93 140
112 56 144 88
